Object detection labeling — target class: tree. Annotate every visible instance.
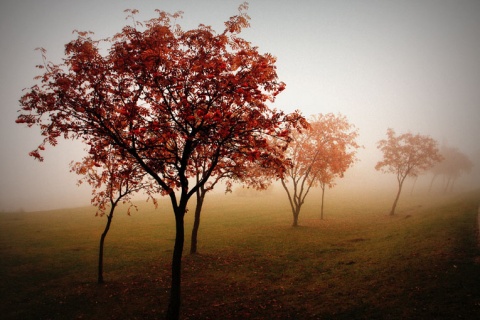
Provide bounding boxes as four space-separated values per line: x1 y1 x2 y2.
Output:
189 145 278 254
375 128 442 215
314 114 359 220
16 5 304 319
70 148 156 284
429 145 473 193
280 113 359 226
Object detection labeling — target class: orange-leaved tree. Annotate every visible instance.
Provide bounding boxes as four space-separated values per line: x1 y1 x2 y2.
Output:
375 128 443 215
281 113 359 226
16 4 304 319
313 114 360 219
70 147 157 284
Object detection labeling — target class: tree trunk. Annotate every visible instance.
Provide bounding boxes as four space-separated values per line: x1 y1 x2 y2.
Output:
292 206 300 227
281 178 301 227
98 205 116 284
444 176 452 193
190 188 205 254
292 213 298 227
390 180 405 215
320 185 325 220
428 174 437 193
166 208 185 320
410 176 417 195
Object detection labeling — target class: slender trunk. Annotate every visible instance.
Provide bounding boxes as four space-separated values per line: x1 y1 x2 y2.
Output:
429 174 439 193
190 188 205 254
166 208 185 320
292 208 299 227
281 178 301 227
98 204 116 284
410 176 417 195
320 185 325 220
291 198 303 227
444 176 452 193
390 179 405 215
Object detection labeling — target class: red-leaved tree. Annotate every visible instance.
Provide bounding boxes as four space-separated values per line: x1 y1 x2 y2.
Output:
16 5 304 319
375 128 443 215
70 147 157 284
281 113 359 226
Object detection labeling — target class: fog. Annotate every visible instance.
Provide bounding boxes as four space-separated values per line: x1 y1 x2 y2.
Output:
1 0 480 212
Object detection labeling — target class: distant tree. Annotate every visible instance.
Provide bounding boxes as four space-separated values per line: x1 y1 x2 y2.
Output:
429 145 473 193
281 113 359 226
16 5 304 318
314 114 360 219
375 128 442 215
189 145 283 254
70 148 157 284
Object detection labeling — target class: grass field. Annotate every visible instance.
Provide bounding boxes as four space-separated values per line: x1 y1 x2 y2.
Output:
1 188 480 319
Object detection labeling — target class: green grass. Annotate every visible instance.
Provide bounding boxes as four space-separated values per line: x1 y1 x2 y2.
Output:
1 189 480 319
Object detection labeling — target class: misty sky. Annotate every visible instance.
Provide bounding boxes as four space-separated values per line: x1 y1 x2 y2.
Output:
1 0 480 211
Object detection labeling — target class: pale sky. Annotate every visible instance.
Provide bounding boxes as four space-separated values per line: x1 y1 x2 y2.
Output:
1 0 480 211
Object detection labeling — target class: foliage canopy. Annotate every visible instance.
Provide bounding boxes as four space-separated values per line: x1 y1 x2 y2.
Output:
16 4 305 318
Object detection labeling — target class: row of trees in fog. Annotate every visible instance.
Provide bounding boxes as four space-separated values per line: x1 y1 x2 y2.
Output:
15 5 474 319
429 144 473 193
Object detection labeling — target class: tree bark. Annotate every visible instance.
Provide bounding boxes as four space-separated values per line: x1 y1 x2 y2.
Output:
292 207 300 227
281 178 303 227
292 213 298 227
190 188 205 254
166 208 185 320
390 179 405 215
98 204 116 284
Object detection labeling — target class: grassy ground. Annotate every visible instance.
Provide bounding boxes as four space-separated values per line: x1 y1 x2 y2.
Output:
1 189 480 319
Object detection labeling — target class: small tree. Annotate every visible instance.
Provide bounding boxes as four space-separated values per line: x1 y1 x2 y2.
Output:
375 128 442 215
281 113 359 226
189 145 282 254
314 114 359 219
71 148 156 284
